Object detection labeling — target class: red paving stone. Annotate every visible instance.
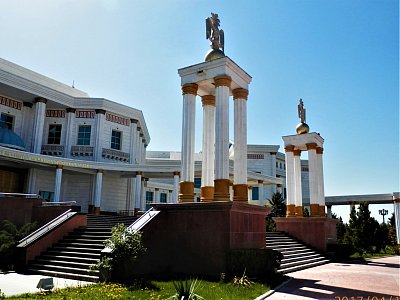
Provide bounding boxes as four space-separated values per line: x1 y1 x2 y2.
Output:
267 256 400 300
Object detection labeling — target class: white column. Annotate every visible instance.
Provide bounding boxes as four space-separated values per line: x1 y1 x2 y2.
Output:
129 119 138 163
139 135 144 163
248 186 253 201
53 165 63 202
173 172 180 203
271 152 277 194
134 172 142 210
179 83 198 202
327 205 332 218
126 178 135 211
307 143 319 216
154 188 160 204
214 76 231 181
201 95 215 201
285 146 295 217
27 168 37 194
141 179 146 210
293 150 303 216
233 88 248 184
393 197 400 244
258 180 264 205
94 109 106 161
135 126 141 164
21 102 33 150
143 142 147 163
317 147 326 215
32 97 47 153
94 170 103 212
64 108 76 158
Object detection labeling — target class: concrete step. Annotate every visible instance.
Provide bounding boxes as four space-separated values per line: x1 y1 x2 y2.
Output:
41 254 99 264
30 263 97 276
46 250 101 259
281 253 321 263
278 259 330 274
280 256 327 269
56 242 104 249
27 268 99 282
35 259 95 269
51 246 103 254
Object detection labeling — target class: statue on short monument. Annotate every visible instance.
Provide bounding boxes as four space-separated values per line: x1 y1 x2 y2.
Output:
296 98 310 134
205 13 225 61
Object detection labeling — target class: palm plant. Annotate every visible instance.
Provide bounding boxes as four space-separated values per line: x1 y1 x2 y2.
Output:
267 192 286 217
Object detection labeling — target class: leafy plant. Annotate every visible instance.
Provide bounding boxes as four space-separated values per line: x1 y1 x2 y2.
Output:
168 279 204 300
231 269 254 288
267 192 286 217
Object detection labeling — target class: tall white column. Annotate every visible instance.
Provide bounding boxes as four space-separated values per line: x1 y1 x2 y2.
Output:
257 180 264 205
32 97 47 153
129 119 138 163
94 169 103 214
154 188 160 204
21 102 33 151
139 135 144 163
53 165 63 202
64 108 76 158
126 178 135 211
201 95 215 202
285 146 295 217
135 126 141 164
307 143 319 216
248 186 253 201
293 150 303 217
173 171 180 203
232 88 249 202
214 75 231 201
141 178 146 210
271 152 277 194
393 197 400 244
179 83 198 202
94 109 106 161
134 172 142 211
317 147 326 216
143 142 147 163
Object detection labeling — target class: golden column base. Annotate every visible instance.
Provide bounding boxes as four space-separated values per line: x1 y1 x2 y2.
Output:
310 204 320 217
319 205 326 217
286 204 296 217
179 181 195 203
201 186 214 202
214 179 231 201
233 184 248 201
295 206 304 217
94 207 101 215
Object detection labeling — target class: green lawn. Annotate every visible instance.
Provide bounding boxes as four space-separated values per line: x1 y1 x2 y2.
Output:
7 280 271 300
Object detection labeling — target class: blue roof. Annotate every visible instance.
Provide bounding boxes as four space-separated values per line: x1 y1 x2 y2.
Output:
0 127 25 150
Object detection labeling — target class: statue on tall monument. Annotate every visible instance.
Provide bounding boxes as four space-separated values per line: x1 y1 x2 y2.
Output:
296 98 310 134
205 13 226 62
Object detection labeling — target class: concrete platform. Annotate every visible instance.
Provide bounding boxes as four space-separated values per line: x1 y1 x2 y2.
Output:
0 271 92 297
266 256 400 300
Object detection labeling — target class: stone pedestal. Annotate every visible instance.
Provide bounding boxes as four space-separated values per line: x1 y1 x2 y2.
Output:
130 202 269 278
274 217 338 252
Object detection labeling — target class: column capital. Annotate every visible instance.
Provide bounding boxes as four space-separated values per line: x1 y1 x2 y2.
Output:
23 102 33 108
173 171 180 176
66 107 76 113
130 119 138 124
214 75 232 88
201 95 215 106
277 184 283 188
34 97 47 104
135 171 143 176
232 88 249 100
96 169 103 174
142 138 146 143
316 147 324 154
257 180 263 184
248 186 253 190
270 152 277 155
306 143 318 150
155 188 159 191
56 164 64 169
95 109 106 115
181 83 198 95
137 126 142 131
293 150 302 156
393 198 400 203
285 145 295 152
139 133 144 137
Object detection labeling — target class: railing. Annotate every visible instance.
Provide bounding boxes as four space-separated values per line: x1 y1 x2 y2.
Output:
41 201 77 206
71 145 94 157
17 209 76 247
0 192 38 198
41 145 64 156
102 148 130 162
102 207 160 254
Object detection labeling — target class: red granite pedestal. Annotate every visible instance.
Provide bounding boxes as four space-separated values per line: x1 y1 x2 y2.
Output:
274 217 338 252
127 201 269 279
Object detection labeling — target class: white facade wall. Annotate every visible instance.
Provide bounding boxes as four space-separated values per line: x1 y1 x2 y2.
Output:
62 173 92 212
34 169 56 195
101 173 128 212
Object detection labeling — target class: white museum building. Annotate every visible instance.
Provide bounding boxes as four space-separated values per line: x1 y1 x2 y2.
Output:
0 58 311 214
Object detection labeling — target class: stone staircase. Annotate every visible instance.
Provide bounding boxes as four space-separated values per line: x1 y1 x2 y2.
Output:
266 231 329 274
27 214 136 282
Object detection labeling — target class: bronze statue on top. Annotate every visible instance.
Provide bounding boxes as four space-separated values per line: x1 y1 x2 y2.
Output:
296 98 310 134
204 13 226 62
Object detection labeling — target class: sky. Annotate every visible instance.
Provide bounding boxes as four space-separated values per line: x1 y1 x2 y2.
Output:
0 0 398 223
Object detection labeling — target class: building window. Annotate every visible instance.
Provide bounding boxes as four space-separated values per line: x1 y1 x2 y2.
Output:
111 130 121 150
48 124 62 144
39 190 54 202
276 161 279 168
145 191 154 210
194 177 201 189
77 125 91 145
160 193 167 203
0 113 14 130
252 186 259 200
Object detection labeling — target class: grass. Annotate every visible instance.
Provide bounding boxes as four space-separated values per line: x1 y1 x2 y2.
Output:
6 280 271 300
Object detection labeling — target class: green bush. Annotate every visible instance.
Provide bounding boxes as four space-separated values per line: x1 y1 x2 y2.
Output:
327 243 355 260
226 248 283 282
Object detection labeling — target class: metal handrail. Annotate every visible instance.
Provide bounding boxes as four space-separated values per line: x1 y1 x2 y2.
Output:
41 201 77 206
17 209 76 247
0 193 39 198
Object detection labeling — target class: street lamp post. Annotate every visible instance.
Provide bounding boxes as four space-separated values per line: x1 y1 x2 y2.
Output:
378 209 388 224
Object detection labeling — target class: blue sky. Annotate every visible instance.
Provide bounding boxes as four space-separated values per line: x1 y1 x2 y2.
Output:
1 0 398 222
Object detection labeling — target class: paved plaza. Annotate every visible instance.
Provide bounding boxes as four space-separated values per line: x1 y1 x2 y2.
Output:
267 256 400 300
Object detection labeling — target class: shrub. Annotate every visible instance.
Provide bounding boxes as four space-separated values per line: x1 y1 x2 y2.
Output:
226 248 283 282
168 279 204 300
327 243 355 260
